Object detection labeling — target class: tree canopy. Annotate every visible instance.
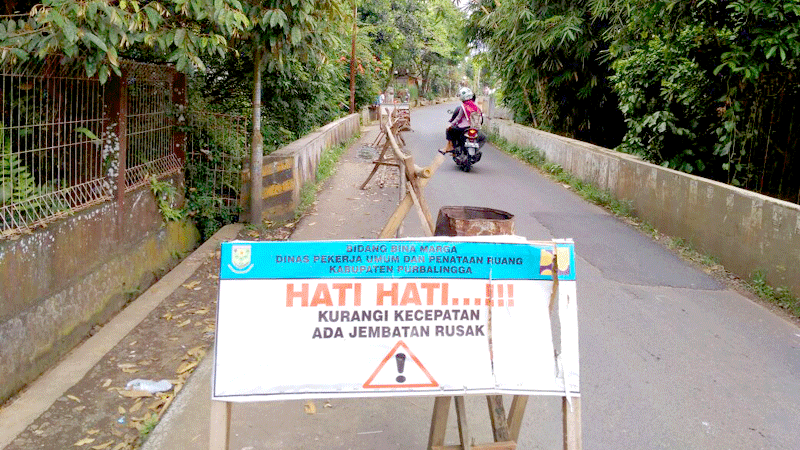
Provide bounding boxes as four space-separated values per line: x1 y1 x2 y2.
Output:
0 0 250 82
467 0 800 203
360 0 466 96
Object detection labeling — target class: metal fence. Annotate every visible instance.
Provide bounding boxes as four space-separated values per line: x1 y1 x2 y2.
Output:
1 58 183 237
123 62 182 191
185 111 249 223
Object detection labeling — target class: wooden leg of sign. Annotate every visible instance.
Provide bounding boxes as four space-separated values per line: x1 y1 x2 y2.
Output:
428 396 451 450
486 395 511 442
562 397 582 450
455 396 472 449
428 395 517 450
209 400 231 450
506 396 528 441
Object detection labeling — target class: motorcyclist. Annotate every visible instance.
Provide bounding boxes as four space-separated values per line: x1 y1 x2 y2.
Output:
442 87 483 153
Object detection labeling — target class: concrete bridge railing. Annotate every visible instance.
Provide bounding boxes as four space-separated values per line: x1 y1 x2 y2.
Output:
241 113 361 223
486 116 800 299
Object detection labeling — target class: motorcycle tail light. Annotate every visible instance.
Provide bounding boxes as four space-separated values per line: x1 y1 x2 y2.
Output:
465 128 479 139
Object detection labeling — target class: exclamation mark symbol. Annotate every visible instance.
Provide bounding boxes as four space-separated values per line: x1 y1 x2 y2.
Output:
395 353 406 383
498 284 504 306
508 284 514 306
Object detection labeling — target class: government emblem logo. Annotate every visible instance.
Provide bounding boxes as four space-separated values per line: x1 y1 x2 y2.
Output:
229 244 254 274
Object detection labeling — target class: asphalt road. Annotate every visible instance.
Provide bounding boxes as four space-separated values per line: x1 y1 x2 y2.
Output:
225 103 800 449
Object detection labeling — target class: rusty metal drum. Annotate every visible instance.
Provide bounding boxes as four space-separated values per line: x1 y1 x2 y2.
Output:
433 206 515 237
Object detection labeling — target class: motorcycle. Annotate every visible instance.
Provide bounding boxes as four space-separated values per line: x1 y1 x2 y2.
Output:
443 111 485 172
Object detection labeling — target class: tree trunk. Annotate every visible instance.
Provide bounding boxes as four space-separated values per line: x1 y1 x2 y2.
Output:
249 46 264 224
349 0 357 114
522 84 537 127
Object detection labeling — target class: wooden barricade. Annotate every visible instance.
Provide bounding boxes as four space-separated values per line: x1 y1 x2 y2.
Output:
362 105 413 190
376 119 441 238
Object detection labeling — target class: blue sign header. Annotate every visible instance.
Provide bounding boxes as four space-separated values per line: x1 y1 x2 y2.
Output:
220 239 575 281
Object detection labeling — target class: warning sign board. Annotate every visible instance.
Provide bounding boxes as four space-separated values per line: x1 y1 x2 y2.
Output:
212 236 579 402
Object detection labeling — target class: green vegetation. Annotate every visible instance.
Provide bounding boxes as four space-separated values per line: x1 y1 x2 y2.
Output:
1 124 70 231
148 175 185 223
359 0 466 97
0 124 38 209
490 132 800 318
138 412 160 441
493 133 632 217
750 271 800 317
467 0 800 204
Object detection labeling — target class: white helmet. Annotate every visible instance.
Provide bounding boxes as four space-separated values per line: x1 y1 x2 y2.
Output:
459 87 473 102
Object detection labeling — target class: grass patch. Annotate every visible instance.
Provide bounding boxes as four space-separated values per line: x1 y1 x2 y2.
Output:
138 412 160 441
294 138 355 221
490 133 633 218
750 271 800 317
489 132 800 319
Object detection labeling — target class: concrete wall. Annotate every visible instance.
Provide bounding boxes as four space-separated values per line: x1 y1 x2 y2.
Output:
487 118 800 298
0 177 200 403
242 114 361 223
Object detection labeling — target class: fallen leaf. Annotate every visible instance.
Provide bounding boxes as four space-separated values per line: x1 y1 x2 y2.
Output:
102 379 112 388
91 441 114 450
187 346 206 357
67 395 81 403
175 302 188 308
87 429 100 435
118 390 152 398
74 437 95 446
121 368 139 374
129 400 143 413
158 395 175 419
118 406 126 414
112 443 127 450
162 313 173 320
117 363 136 369
176 360 198 374
193 308 209 315
177 319 191 327
128 340 137 346
304 401 316 415
182 281 200 289
148 398 166 411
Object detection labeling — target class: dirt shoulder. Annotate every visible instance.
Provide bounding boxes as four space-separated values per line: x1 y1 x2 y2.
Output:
2 224 293 450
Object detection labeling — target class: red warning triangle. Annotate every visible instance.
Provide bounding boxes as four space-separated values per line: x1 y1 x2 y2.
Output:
363 340 438 389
